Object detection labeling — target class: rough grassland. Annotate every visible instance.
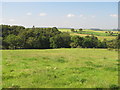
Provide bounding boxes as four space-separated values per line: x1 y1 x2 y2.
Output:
2 48 118 88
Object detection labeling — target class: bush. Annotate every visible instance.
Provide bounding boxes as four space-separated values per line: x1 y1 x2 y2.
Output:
2 24 118 49
109 84 119 89
50 33 71 48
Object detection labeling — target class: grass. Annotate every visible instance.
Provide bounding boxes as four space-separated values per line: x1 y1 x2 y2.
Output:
58 29 117 41
59 29 118 33
77 31 111 36
0 51 1 89
58 29 71 32
70 33 116 41
2 48 118 88
96 36 116 41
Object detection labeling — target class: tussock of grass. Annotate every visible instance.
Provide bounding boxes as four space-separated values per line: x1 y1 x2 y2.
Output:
104 67 118 72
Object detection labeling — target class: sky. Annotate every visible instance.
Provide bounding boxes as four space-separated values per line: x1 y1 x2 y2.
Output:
1 2 118 29
1 0 120 2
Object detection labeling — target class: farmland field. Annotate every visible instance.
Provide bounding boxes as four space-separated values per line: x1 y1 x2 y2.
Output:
70 33 116 41
58 29 117 41
2 48 118 88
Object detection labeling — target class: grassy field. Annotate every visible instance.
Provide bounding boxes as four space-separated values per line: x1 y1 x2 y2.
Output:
59 29 118 33
70 33 116 41
2 48 118 88
0 51 1 89
58 29 117 41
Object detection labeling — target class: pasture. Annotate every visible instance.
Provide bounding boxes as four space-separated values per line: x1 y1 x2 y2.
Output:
2 48 118 88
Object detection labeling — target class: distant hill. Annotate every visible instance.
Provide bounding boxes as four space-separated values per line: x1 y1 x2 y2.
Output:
90 28 119 31
112 29 120 31
58 27 73 29
90 28 103 31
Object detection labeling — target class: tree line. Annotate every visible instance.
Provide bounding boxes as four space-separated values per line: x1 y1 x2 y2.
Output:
0 25 119 49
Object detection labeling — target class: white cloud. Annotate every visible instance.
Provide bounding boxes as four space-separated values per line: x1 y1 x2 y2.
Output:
83 17 87 19
91 15 96 18
79 15 87 19
9 19 15 22
79 14 83 17
26 12 32 16
67 14 75 18
39 13 47 16
110 14 118 17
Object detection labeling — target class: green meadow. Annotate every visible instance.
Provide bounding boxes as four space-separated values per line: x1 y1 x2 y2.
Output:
2 48 118 88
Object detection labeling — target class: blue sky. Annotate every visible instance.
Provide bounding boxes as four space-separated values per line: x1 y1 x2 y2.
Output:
1 2 118 29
